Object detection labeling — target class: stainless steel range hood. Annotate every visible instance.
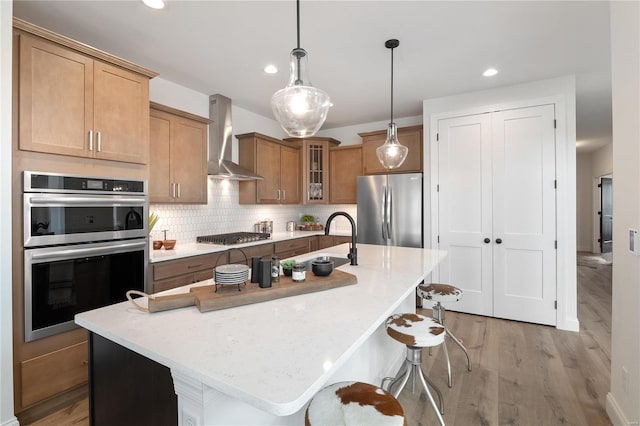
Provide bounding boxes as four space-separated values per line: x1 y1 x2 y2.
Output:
207 94 263 180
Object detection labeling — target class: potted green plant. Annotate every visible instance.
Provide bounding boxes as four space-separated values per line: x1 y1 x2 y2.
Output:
300 214 315 230
281 259 296 276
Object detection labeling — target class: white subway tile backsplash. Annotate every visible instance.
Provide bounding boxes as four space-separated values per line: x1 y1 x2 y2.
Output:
150 180 357 242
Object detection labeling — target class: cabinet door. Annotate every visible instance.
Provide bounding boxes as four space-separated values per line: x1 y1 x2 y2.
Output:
93 61 149 164
19 34 93 158
171 117 207 203
256 140 282 204
362 126 423 174
149 111 173 203
330 146 362 204
280 145 301 204
304 141 329 204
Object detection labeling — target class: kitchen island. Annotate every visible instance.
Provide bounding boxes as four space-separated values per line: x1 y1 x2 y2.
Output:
75 243 446 425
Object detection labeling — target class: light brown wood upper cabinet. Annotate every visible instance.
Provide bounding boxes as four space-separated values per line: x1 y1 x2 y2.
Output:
284 137 341 204
149 103 210 204
17 31 153 164
360 125 423 174
237 133 301 204
329 145 362 204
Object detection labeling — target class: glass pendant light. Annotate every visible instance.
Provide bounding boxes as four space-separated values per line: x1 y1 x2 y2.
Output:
271 0 330 137
376 39 408 169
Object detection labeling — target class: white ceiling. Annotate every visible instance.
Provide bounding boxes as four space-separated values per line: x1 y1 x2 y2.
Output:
13 0 613 152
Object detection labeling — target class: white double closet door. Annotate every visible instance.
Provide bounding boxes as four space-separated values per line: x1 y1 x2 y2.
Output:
436 104 557 326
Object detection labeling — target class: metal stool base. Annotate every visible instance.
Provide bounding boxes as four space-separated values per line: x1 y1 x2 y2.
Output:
382 346 445 426
432 302 472 387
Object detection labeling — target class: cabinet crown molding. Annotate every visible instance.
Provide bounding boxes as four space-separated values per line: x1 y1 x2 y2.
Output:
13 17 158 78
150 102 212 124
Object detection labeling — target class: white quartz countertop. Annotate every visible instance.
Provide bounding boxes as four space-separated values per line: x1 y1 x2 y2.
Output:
76 244 446 416
149 231 351 263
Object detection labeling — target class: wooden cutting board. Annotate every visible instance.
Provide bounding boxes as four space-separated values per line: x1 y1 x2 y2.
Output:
192 269 357 313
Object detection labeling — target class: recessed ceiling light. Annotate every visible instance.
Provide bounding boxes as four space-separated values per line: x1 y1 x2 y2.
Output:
483 68 499 77
143 0 165 10
264 65 278 74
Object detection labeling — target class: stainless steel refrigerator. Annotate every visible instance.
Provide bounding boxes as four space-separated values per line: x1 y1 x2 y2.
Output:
357 173 423 248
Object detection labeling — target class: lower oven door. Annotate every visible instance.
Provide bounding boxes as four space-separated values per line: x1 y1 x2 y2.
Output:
24 239 148 342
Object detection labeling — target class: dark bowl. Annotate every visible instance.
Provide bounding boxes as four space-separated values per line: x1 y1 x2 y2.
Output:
311 259 334 276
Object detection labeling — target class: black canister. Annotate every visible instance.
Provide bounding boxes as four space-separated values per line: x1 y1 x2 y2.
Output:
258 258 272 288
251 256 261 283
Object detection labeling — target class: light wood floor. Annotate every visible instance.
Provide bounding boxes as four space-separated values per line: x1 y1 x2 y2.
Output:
27 254 612 426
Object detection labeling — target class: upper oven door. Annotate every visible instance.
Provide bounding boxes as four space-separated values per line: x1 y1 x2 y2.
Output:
24 193 148 247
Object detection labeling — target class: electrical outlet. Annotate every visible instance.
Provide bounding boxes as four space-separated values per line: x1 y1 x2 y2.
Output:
622 366 629 394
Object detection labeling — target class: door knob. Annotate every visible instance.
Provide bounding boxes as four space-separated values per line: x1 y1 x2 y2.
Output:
496 238 503 244
484 238 491 244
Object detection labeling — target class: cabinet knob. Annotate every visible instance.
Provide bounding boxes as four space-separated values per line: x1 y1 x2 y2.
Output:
496 238 503 244
484 238 491 244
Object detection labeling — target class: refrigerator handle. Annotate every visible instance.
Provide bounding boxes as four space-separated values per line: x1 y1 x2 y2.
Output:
381 185 387 240
387 185 392 239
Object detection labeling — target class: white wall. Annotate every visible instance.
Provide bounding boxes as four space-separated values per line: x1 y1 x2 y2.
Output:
0 1 18 425
576 152 593 252
593 142 613 178
606 2 640 425
317 115 422 146
422 75 579 332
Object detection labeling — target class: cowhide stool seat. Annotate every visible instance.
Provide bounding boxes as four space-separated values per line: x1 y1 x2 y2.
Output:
305 381 407 426
417 283 472 388
381 313 445 426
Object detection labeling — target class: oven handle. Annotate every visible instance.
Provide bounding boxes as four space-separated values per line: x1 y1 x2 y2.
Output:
27 195 146 206
30 240 148 261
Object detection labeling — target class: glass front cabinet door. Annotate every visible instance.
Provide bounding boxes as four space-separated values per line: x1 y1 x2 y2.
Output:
284 137 341 204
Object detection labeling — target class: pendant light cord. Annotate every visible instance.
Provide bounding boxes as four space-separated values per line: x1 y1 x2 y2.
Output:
390 45 394 123
296 0 300 49
295 0 302 84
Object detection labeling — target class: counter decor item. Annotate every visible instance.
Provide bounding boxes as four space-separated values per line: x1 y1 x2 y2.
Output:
162 240 176 250
299 214 323 231
292 264 306 282
281 259 297 276
271 256 280 282
311 258 334 276
214 249 248 292
258 258 272 288
152 240 163 250
149 212 159 233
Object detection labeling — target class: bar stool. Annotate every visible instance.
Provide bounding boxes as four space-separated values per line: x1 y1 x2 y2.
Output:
382 313 445 426
305 381 407 426
417 283 472 387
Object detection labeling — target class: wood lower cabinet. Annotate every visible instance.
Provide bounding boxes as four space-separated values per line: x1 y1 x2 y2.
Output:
16 27 155 164
360 125 423 175
229 243 274 266
317 235 352 250
274 238 310 260
237 133 301 204
151 252 229 294
20 341 88 408
329 145 362 204
149 103 210 204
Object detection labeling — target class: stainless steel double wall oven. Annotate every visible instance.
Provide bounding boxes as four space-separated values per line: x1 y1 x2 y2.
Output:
23 172 148 342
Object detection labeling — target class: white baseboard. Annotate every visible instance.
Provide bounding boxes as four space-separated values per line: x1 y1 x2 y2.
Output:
607 392 638 425
557 316 580 332
1 417 19 426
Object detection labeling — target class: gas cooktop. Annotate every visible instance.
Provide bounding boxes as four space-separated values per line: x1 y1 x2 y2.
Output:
196 232 270 245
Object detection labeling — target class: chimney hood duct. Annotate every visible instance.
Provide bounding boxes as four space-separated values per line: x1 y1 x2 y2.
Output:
207 94 263 180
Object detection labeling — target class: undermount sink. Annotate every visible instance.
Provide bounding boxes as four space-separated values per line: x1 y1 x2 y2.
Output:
296 255 350 271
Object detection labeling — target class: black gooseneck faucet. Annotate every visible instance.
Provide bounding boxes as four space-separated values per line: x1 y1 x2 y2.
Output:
325 211 357 266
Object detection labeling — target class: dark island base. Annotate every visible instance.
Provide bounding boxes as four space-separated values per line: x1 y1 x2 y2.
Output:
89 332 178 425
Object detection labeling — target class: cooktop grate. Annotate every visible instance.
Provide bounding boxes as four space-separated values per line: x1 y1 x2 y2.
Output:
196 232 270 245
